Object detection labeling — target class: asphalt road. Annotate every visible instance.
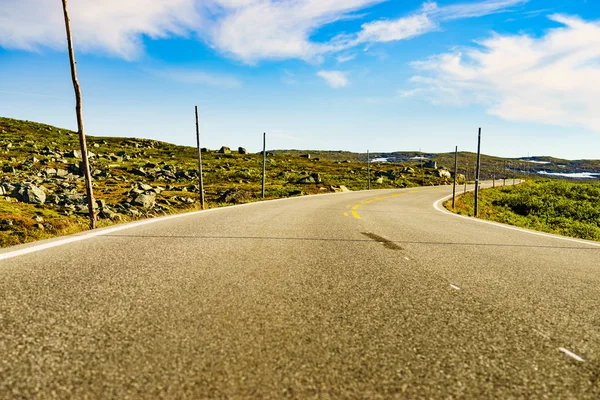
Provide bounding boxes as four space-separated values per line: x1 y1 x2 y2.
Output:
1 183 600 399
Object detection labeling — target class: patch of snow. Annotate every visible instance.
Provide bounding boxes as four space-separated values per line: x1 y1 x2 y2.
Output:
520 159 551 164
371 158 389 163
538 171 600 179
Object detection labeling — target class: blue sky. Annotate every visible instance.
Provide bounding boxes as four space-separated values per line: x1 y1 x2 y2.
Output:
1 0 600 159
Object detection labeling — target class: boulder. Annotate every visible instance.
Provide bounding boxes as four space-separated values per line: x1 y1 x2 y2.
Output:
131 168 146 177
297 176 316 184
310 173 322 184
132 193 156 208
22 184 46 204
437 169 452 179
138 183 153 191
376 177 384 184
66 150 82 158
218 146 232 154
238 147 247 154
217 188 251 204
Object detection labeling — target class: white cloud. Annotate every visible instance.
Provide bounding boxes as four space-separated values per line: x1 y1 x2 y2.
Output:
0 0 527 62
404 14 600 133
150 68 241 88
317 70 349 88
336 53 357 63
0 0 200 60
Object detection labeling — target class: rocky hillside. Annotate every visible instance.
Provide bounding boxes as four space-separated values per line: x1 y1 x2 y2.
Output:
1 117 460 248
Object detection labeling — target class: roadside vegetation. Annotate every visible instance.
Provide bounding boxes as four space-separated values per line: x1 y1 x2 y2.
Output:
1 117 459 247
446 180 600 242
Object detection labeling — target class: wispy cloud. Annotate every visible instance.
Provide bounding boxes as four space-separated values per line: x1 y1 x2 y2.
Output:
0 90 69 99
336 53 357 63
0 0 527 63
317 70 349 88
403 14 600 133
150 68 241 88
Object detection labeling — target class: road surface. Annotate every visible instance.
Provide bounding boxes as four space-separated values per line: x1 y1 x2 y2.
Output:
1 183 599 399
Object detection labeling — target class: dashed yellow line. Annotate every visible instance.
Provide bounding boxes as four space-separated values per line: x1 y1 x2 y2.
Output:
343 212 349 217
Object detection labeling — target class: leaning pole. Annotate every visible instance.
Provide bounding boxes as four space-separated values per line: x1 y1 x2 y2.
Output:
61 0 97 229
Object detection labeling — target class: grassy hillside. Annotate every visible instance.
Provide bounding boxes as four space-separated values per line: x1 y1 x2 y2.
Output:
1 117 459 247
446 180 600 242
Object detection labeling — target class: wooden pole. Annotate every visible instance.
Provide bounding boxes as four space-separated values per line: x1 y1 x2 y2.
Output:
474 128 482 217
367 150 371 190
452 146 458 208
61 0 96 229
195 106 205 210
262 132 266 199
464 165 468 194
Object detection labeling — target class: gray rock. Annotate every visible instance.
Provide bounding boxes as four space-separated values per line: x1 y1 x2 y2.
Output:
131 168 146 177
376 177 384 184
22 184 46 204
217 188 251 204
218 146 232 154
437 169 452 179
132 193 156 208
238 147 247 154
310 173 322 183
66 150 82 158
297 176 316 184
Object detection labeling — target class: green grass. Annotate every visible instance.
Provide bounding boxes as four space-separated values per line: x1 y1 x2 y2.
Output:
446 180 600 242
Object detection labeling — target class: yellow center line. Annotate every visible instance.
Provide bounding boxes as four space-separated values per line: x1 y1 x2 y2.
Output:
351 204 361 219
347 193 406 220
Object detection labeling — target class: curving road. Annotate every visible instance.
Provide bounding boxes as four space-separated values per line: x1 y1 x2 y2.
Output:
1 183 600 399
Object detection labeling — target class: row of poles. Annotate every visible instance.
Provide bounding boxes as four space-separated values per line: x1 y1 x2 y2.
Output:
194 106 268 211
63 0 506 229
365 128 486 217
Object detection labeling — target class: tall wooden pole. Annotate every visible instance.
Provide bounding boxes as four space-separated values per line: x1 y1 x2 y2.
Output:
367 150 371 190
464 165 468 194
61 0 96 229
452 146 458 208
474 128 482 217
195 106 205 210
262 132 266 199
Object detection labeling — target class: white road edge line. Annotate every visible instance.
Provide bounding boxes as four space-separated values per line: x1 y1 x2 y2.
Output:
0 187 416 262
559 347 585 362
0 194 332 261
433 194 600 248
